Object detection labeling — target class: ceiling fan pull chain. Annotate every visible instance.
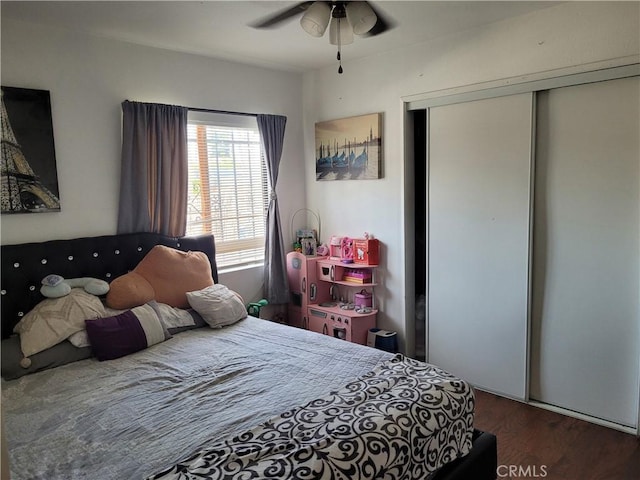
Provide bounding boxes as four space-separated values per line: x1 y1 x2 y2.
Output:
337 16 343 74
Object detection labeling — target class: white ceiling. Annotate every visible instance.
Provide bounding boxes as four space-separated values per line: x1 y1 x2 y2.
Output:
1 1 560 73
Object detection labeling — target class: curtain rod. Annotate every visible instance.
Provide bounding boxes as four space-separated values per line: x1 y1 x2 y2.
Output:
188 107 258 117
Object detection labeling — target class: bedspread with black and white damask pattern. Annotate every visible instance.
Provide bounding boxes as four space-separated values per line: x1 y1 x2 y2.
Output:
149 354 475 480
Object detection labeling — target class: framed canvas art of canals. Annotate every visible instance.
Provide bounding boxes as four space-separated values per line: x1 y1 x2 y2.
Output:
315 112 383 181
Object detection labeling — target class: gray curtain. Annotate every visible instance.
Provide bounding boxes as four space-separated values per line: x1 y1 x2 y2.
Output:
117 101 188 237
257 114 289 304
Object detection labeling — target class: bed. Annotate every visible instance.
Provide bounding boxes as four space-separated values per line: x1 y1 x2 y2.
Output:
1 232 496 480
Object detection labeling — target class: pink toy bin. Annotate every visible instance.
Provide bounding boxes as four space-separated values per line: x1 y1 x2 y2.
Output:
354 289 372 308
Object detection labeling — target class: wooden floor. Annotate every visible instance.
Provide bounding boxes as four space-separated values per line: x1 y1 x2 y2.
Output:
473 390 640 480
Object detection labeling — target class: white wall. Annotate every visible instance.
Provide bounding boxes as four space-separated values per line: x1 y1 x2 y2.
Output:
2 3 638 347
302 1 640 352
1 19 305 302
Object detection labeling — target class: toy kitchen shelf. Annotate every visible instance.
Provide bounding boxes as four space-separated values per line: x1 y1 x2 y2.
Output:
286 252 380 345
311 258 378 345
315 259 378 307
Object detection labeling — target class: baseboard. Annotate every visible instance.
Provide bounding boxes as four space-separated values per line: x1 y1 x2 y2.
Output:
475 386 638 436
527 400 637 436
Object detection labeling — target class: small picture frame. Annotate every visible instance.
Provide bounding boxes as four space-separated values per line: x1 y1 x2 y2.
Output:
301 238 317 256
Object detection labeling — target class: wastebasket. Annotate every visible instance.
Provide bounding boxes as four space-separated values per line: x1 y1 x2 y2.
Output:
367 328 398 353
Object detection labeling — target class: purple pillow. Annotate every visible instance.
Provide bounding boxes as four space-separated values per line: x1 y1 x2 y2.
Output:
85 303 171 361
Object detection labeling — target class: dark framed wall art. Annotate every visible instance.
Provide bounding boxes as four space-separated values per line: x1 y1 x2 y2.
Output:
315 112 383 181
1 86 61 214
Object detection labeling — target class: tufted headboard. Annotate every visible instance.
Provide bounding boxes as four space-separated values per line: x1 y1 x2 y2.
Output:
1 232 219 339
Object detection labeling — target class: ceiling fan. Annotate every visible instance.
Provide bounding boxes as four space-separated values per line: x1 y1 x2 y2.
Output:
251 1 394 74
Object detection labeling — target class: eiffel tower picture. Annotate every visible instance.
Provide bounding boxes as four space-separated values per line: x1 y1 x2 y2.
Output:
1 87 61 214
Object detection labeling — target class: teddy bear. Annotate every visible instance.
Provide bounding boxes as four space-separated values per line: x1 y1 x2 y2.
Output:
40 274 110 298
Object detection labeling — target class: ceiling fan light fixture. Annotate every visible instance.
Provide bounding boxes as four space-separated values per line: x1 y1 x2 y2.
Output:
329 16 354 46
345 1 377 35
300 1 331 37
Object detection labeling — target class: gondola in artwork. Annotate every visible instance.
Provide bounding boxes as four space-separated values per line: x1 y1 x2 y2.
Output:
315 112 382 181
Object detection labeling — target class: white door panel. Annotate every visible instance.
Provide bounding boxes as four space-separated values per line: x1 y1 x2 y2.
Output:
428 93 533 400
530 77 640 427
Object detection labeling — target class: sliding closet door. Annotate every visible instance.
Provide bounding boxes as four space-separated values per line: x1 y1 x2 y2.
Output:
530 77 640 427
428 93 533 400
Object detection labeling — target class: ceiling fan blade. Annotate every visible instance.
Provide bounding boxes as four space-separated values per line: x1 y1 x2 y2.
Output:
359 1 395 37
250 1 316 29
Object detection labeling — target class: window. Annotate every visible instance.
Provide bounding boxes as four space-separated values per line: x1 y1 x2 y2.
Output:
186 112 268 269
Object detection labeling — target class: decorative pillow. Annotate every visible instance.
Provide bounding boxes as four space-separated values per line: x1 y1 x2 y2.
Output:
106 245 214 310
13 288 105 358
104 271 155 310
165 316 207 335
68 329 91 348
186 284 247 328
1 336 92 381
151 302 207 334
62 303 209 351
85 303 171 361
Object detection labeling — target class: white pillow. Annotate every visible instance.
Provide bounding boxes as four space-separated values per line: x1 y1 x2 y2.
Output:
14 289 105 357
152 302 198 329
186 284 247 328
68 330 91 348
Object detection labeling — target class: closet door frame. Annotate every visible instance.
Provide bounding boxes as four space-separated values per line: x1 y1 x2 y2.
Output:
406 59 639 111
405 61 640 436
